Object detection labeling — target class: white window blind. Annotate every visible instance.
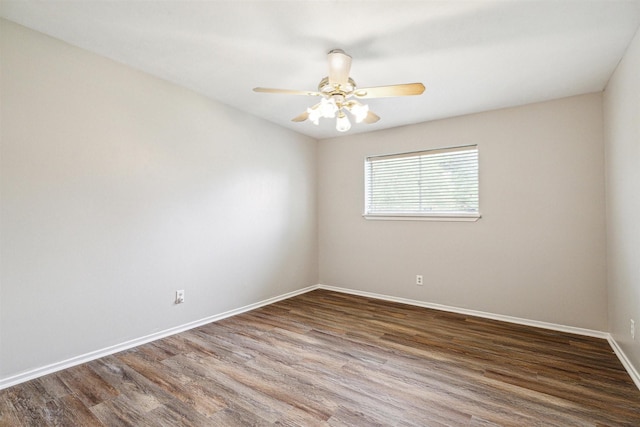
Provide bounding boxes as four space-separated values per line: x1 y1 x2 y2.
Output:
364 145 479 220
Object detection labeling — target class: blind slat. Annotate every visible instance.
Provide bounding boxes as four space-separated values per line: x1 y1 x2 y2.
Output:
365 145 479 215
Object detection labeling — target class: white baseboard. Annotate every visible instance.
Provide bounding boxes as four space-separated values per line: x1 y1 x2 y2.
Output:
3 283 638 392
317 284 640 390
0 285 317 391
608 336 640 390
317 285 608 338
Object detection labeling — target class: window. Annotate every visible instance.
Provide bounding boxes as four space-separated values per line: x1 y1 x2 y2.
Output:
364 145 480 221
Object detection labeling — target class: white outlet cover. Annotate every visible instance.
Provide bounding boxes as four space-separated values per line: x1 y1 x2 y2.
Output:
176 290 185 304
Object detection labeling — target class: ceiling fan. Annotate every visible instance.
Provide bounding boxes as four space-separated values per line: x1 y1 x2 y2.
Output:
253 49 425 132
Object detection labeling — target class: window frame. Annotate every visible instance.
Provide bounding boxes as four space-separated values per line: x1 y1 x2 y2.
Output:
363 144 481 222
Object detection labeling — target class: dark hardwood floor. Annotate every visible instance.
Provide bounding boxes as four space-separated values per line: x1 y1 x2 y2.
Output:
1 289 639 426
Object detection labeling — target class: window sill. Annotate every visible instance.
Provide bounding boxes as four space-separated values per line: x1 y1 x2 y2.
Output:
363 213 481 222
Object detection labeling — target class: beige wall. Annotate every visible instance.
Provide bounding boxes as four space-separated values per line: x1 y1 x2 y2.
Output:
319 93 607 331
2 15 630 385
604 28 640 371
0 20 318 379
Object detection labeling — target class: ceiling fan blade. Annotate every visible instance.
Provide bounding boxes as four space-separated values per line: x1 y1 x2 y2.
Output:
327 49 352 86
291 111 309 122
363 111 380 124
354 83 425 98
253 87 321 96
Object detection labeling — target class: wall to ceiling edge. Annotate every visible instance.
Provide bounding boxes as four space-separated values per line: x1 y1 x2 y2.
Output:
0 19 318 380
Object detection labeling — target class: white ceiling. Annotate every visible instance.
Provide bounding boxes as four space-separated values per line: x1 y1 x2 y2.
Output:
2 1 640 140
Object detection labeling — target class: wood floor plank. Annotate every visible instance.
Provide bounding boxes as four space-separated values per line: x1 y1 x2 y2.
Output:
56 363 120 408
1 289 639 426
0 392 27 427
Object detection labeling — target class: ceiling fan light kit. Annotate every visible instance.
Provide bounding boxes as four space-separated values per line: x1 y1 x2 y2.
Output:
335 110 352 132
254 49 425 133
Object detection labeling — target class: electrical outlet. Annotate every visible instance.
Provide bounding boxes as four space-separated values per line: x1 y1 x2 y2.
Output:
631 319 635 340
175 290 185 304
416 275 423 286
